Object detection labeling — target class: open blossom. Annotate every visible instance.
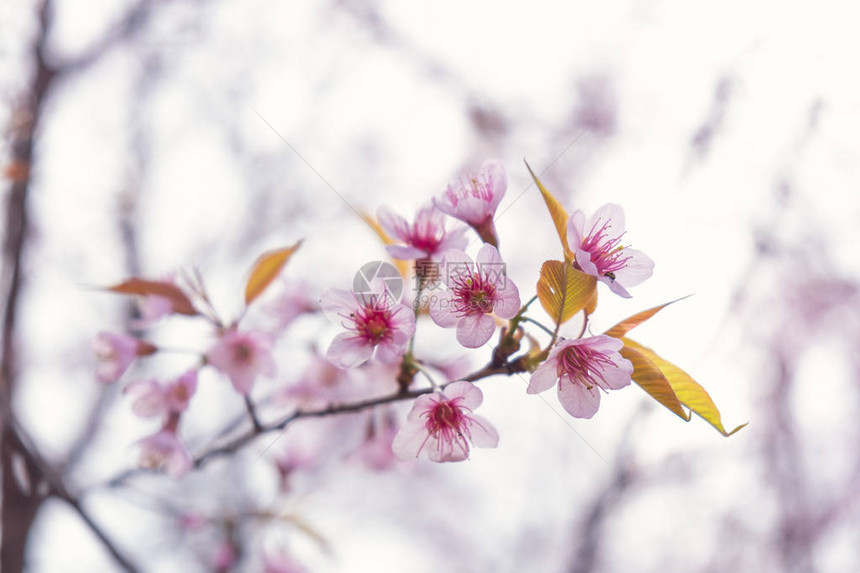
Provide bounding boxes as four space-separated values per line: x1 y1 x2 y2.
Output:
93 332 154 383
429 243 520 348
138 428 192 478
377 204 467 261
206 329 276 395
320 287 415 368
527 335 633 419
123 370 198 418
567 203 654 298
433 159 506 245
392 381 499 462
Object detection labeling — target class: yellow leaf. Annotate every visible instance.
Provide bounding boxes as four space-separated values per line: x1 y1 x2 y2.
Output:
619 344 689 421
604 296 692 338
244 241 302 305
524 159 574 262
536 260 597 325
623 338 746 436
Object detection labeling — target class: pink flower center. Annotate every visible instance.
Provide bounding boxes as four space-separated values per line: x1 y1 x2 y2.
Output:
580 218 632 278
557 343 616 389
347 304 399 345
423 399 470 443
233 341 254 364
450 273 497 316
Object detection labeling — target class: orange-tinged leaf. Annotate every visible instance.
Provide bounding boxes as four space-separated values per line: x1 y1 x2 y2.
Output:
524 159 574 262
623 338 746 436
107 278 197 316
536 260 597 325
619 344 690 421
244 241 302 305
604 296 692 338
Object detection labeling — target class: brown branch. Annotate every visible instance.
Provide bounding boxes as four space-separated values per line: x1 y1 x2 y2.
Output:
97 359 524 488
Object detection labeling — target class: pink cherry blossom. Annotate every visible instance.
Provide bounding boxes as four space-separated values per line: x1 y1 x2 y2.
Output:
433 159 506 245
263 550 307 573
567 203 654 298
212 540 237 572
123 370 198 418
93 332 154 383
352 411 399 471
429 244 520 348
527 335 633 419
377 204 467 261
206 329 276 395
392 381 499 462
264 279 315 334
137 428 192 478
319 287 416 369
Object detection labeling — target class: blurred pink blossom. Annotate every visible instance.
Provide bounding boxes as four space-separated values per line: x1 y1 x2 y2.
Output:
137 428 192 478
212 539 237 572
265 279 316 334
567 203 654 298
527 335 633 418
206 329 276 395
429 244 520 348
392 381 499 462
377 203 467 261
123 369 198 418
352 411 399 471
93 331 154 383
263 549 307 573
319 287 415 369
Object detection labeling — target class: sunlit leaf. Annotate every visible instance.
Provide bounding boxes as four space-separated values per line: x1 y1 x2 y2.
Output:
106 278 197 316
244 241 302 305
604 295 692 338
623 338 746 436
536 260 597 325
619 344 689 421
524 159 574 262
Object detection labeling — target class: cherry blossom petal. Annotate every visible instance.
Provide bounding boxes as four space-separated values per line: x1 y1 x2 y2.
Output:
527 361 558 394
558 377 602 419
318 288 359 325
603 277 632 298
326 333 374 369
391 421 431 460
386 244 428 260
466 414 500 448
475 242 503 266
588 203 626 242
575 248 600 277
444 380 483 409
124 380 167 417
481 159 508 211
436 227 468 253
377 205 409 241
387 305 417 340
567 210 586 251
611 248 655 287
429 289 459 327
493 279 521 319
456 313 496 348
595 361 633 390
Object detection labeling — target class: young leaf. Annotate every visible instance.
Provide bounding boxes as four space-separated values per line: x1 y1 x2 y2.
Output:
622 338 746 436
536 260 597 325
106 278 198 316
244 241 302 305
524 159 574 262
604 296 692 338
619 344 690 421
